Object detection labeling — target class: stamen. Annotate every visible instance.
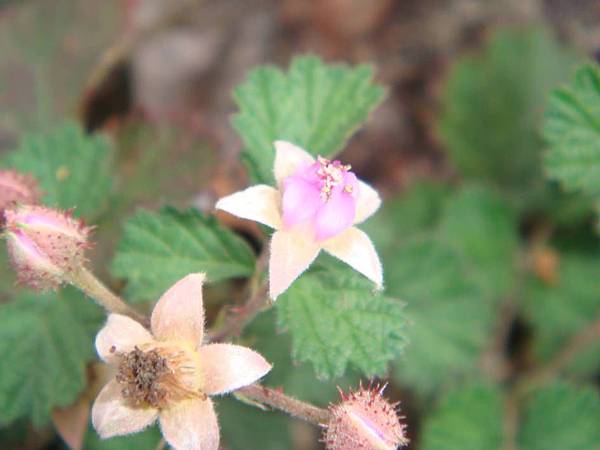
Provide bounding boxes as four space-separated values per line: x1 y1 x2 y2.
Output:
316 155 352 201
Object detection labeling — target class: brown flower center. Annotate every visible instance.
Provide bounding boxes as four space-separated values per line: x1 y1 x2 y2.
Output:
115 345 204 409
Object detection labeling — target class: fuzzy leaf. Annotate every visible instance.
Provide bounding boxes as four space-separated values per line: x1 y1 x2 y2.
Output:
5 122 113 218
276 258 407 379
390 238 495 394
438 185 517 298
420 383 503 450
233 55 385 183
523 253 600 376
518 382 600 450
369 184 516 394
544 64 600 196
439 27 579 202
0 287 101 427
111 207 255 302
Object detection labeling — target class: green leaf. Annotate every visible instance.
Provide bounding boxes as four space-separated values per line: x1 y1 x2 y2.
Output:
523 253 600 376
518 382 600 450
420 383 503 450
218 397 292 450
390 238 495 394
438 185 517 298
276 258 407 379
439 27 580 203
111 207 256 302
5 122 113 218
369 184 516 394
544 64 600 196
233 55 385 183
83 425 162 450
0 287 102 427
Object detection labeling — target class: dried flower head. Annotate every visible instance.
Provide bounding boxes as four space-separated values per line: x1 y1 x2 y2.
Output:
324 383 408 450
92 273 272 450
4 205 92 290
0 169 41 215
216 141 382 299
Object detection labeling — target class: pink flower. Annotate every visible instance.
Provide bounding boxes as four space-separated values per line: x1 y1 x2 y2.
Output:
216 141 382 299
92 273 272 450
324 384 408 450
4 205 92 290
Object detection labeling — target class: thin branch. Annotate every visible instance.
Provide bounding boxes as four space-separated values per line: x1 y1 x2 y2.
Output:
154 438 166 450
83 0 204 99
235 383 331 426
208 249 271 342
527 312 600 384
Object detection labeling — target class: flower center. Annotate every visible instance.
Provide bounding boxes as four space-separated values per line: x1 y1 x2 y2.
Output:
115 345 204 409
316 156 353 201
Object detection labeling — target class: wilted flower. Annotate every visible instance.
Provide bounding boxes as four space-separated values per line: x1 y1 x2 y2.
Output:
216 141 382 299
92 273 272 450
4 205 92 290
324 384 408 450
0 169 41 214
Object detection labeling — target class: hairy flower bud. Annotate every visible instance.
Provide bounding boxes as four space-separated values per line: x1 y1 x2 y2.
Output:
0 169 41 214
4 205 92 290
324 384 408 450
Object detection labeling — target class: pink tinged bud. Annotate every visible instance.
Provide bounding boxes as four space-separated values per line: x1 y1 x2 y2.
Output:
324 384 408 450
281 156 359 241
4 205 92 290
0 169 41 214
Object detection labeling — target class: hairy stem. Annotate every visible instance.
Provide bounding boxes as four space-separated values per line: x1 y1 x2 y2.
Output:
208 249 271 341
68 267 147 325
236 383 331 425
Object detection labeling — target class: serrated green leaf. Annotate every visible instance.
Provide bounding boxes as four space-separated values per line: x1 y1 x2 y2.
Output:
439 27 580 206
523 253 600 376
233 55 385 183
0 286 102 427
438 185 517 298
544 64 600 196
369 184 515 394
276 258 407 379
111 207 255 302
420 383 503 450
217 397 292 450
518 382 600 450
390 238 495 394
5 122 113 218
82 425 162 450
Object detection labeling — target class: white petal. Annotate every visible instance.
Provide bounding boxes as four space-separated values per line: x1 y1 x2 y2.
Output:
269 229 321 300
151 273 206 346
95 314 153 364
197 344 271 395
322 227 383 287
273 141 315 185
91 380 158 438
159 398 219 450
215 184 282 229
354 180 382 224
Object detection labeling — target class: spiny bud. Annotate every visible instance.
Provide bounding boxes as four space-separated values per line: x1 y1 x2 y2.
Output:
0 169 41 214
323 383 408 450
4 205 92 290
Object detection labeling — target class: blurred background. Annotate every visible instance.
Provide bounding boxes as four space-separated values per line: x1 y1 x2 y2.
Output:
2 0 600 449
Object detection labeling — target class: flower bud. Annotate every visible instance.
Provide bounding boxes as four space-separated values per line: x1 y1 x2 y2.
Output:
0 169 41 214
4 205 92 290
324 384 408 450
